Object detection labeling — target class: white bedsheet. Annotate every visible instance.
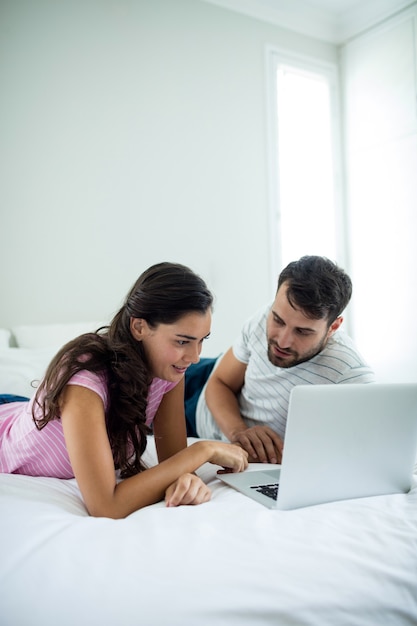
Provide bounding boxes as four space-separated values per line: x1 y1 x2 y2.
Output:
1 437 417 626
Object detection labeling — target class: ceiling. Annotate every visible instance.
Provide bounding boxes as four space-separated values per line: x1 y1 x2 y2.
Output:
201 0 414 43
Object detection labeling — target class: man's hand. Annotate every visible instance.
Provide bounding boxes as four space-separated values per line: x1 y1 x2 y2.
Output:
230 425 283 464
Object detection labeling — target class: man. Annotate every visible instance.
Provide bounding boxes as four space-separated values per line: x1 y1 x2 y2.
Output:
186 256 375 464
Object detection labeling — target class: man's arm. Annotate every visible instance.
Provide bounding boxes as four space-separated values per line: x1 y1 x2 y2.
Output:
205 348 283 463
205 348 248 440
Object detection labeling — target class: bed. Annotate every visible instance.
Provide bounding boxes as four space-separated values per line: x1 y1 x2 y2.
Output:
1 323 417 625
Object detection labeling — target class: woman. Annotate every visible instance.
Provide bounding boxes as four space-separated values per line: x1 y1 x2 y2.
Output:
0 262 248 517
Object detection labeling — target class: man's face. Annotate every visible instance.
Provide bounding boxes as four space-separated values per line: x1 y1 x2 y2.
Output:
266 282 342 368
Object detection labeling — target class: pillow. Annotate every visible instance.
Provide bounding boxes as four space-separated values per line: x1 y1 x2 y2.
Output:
0 328 11 348
11 321 107 350
0 347 56 397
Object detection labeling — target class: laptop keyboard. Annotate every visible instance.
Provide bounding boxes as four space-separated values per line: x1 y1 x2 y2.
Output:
251 483 279 501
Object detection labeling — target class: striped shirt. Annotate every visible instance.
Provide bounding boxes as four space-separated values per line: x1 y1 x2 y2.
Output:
196 304 375 441
0 370 177 478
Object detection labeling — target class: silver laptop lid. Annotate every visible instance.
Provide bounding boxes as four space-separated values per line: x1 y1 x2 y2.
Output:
276 383 417 510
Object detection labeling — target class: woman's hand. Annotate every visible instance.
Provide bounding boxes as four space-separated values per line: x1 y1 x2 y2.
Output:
203 440 249 472
165 473 211 507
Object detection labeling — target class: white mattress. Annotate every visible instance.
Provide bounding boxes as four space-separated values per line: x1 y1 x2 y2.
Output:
1 436 417 626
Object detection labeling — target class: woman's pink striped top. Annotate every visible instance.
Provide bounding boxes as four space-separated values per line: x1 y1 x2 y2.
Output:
0 370 177 478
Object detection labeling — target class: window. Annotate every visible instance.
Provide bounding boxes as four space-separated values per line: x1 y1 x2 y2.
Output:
266 48 344 287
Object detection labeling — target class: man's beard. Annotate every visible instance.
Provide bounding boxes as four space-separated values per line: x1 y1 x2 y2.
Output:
267 335 328 369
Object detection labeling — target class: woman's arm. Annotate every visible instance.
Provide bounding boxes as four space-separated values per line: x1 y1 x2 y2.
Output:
61 384 247 519
153 379 213 507
152 378 187 463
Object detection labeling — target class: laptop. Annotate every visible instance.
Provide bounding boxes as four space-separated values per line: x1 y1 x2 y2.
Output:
218 383 417 510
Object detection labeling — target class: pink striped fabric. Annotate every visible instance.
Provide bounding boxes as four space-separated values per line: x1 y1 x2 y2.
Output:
0 371 178 478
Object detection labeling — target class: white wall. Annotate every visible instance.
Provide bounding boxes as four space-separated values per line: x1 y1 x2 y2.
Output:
0 0 337 357
342 4 417 383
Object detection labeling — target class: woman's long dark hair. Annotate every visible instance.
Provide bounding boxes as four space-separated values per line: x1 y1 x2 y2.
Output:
33 262 213 477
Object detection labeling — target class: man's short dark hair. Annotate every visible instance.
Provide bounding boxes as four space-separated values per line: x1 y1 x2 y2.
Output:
277 256 352 324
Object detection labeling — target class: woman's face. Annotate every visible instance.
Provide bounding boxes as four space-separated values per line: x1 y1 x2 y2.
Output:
131 311 212 382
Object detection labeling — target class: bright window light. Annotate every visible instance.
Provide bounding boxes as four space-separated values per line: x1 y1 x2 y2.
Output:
267 51 343 278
